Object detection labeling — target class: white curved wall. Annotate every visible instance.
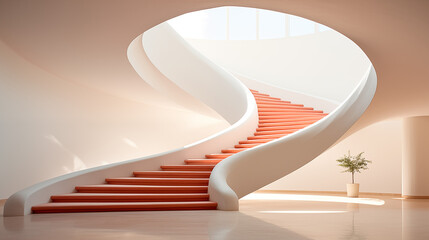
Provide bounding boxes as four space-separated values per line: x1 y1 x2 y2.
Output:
143 23 250 124
209 66 376 210
187 31 371 103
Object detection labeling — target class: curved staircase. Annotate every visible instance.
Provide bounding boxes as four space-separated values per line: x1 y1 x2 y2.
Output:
31 89 327 213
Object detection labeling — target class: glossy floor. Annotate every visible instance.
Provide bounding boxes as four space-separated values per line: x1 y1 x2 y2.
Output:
1 193 429 240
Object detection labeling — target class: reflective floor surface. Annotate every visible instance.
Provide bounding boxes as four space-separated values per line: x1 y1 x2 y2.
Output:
1 193 429 240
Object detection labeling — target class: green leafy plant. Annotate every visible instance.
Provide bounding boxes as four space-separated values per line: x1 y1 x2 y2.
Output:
336 151 371 184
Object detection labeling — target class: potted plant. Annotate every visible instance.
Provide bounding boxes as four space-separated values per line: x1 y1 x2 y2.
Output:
337 151 371 197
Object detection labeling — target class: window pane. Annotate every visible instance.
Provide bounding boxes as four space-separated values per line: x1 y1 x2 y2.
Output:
259 9 286 39
229 7 257 40
319 24 332 32
290 15 315 36
168 7 227 40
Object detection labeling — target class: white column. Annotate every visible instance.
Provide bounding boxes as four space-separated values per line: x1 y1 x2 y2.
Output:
402 116 429 198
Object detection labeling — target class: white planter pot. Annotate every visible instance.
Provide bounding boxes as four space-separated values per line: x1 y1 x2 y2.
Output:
347 183 360 198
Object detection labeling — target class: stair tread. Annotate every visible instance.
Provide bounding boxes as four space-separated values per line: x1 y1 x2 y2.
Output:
248 134 288 140
185 159 222 165
205 153 233 159
32 201 218 213
133 171 211 178
160 165 216 171
107 177 209 180
257 125 308 131
106 177 209 186
76 185 208 193
77 184 208 188
221 148 245 153
50 193 210 202
254 130 297 135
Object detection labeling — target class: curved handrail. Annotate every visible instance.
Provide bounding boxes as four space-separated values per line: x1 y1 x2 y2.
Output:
142 23 249 124
209 65 377 210
3 25 258 216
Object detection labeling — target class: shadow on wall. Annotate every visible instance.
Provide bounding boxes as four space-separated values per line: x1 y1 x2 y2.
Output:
0 39 230 199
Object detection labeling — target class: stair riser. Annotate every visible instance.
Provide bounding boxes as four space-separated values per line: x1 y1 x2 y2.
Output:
185 160 221 165
254 130 296 136
254 96 282 101
239 139 272 144
256 126 306 131
235 144 259 148
106 179 209 186
258 103 304 107
247 134 287 140
33 204 217 214
51 196 209 203
134 172 211 178
255 101 295 106
161 166 215 171
258 121 316 127
205 154 233 159
258 107 314 111
221 149 245 153
259 118 323 123
76 189 208 194
258 111 323 115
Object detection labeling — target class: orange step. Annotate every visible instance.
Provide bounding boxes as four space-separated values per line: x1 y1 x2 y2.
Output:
255 98 291 104
258 106 314 111
160 165 215 171
248 134 288 140
254 130 296 136
259 116 323 123
185 159 222 165
76 185 208 194
50 193 210 202
258 103 304 108
252 93 270 97
32 201 218 213
256 125 308 131
235 144 260 148
105 177 209 186
259 115 326 120
221 148 246 153
254 96 282 101
239 139 273 144
133 171 211 178
258 110 323 115
205 153 233 159
258 121 316 127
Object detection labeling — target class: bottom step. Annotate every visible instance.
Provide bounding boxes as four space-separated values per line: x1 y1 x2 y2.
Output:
32 201 218 213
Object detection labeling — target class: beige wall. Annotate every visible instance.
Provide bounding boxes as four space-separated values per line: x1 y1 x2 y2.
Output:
263 119 403 194
0 40 229 199
1 0 428 198
187 31 370 103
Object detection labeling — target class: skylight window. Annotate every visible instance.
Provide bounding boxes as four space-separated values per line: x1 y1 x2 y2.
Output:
168 6 331 40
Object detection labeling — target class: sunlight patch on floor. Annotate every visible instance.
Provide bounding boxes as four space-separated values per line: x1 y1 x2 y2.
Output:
259 210 347 214
242 193 385 206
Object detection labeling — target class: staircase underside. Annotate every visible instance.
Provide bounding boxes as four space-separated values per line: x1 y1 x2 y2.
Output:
31 89 327 214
